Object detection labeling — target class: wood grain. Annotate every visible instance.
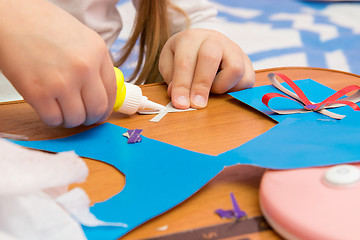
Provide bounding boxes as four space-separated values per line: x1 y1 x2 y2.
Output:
1 67 359 239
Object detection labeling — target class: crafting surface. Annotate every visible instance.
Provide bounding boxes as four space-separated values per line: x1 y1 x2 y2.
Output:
11 69 360 238
1 68 360 239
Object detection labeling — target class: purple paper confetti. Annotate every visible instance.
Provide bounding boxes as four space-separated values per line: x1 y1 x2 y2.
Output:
215 209 235 219
230 192 246 219
124 129 143 144
215 193 246 220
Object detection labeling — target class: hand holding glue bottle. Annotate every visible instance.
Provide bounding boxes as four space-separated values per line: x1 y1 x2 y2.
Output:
113 67 166 114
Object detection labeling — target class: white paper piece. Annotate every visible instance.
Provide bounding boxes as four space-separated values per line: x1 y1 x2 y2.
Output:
156 225 169 231
138 102 196 122
0 132 28 141
149 110 169 122
0 139 127 240
0 72 23 103
57 188 128 227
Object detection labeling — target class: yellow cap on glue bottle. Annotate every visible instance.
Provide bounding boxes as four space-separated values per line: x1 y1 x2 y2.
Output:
113 67 165 114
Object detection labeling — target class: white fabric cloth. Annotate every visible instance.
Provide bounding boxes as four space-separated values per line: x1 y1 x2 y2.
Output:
0 140 88 240
0 139 128 240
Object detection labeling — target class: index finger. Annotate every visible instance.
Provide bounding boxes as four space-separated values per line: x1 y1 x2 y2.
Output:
170 36 201 109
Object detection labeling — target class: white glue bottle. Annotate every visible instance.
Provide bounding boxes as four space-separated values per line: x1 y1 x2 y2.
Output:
113 67 166 114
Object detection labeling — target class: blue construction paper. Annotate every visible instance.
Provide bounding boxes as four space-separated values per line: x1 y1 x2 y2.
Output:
229 79 359 122
12 123 228 239
219 113 360 169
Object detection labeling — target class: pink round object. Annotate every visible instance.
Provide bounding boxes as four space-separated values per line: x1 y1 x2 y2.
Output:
260 164 360 240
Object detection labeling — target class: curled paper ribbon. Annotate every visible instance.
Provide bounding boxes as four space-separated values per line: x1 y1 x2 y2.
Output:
262 73 360 119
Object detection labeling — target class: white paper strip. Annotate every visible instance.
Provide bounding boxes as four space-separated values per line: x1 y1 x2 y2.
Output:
138 102 196 122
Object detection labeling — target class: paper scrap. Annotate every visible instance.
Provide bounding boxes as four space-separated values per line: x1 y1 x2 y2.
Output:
215 209 236 219
138 102 196 122
0 132 28 141
156 225 169 231
57 188 128 228
262 73 360 119
0 71 23 103
230 193 246 219
215 193 246 220
123 129 142 143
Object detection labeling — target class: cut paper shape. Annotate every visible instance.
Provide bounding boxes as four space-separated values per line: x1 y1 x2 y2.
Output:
215 193 246 220
219 114 360 169
262 73 360 119
229 78 360 123
10 113 360 238
11 123 226 239
123 129 142 143
138 102 196 122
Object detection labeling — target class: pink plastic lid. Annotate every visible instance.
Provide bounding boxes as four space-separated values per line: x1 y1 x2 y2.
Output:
260 163 360 240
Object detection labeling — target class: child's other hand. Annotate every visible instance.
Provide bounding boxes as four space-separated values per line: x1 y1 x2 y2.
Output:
0 0 116 128
159 29 255 109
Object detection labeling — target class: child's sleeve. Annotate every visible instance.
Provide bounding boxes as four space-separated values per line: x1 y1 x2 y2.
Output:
48 0 122 49
166 0 225 35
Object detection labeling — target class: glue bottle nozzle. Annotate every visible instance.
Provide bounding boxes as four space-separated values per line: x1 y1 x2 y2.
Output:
140 97 166 111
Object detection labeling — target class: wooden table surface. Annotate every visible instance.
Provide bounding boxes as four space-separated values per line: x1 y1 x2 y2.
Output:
1 67 360 239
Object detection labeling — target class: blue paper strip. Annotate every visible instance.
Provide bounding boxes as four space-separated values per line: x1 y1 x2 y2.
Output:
220 114 360 169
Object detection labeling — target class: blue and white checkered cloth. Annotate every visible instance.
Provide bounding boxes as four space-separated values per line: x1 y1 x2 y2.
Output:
113 0 360 80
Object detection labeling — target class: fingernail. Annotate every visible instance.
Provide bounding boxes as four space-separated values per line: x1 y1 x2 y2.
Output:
192 95 207 108
176 95 189 107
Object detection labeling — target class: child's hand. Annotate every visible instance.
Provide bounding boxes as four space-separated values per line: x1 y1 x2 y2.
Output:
159 29 255 109
0 0 116 128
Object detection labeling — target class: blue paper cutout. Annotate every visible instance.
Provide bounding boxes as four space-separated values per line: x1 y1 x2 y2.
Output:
10 79 360 239
12 123 229 239
219 114 360 169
